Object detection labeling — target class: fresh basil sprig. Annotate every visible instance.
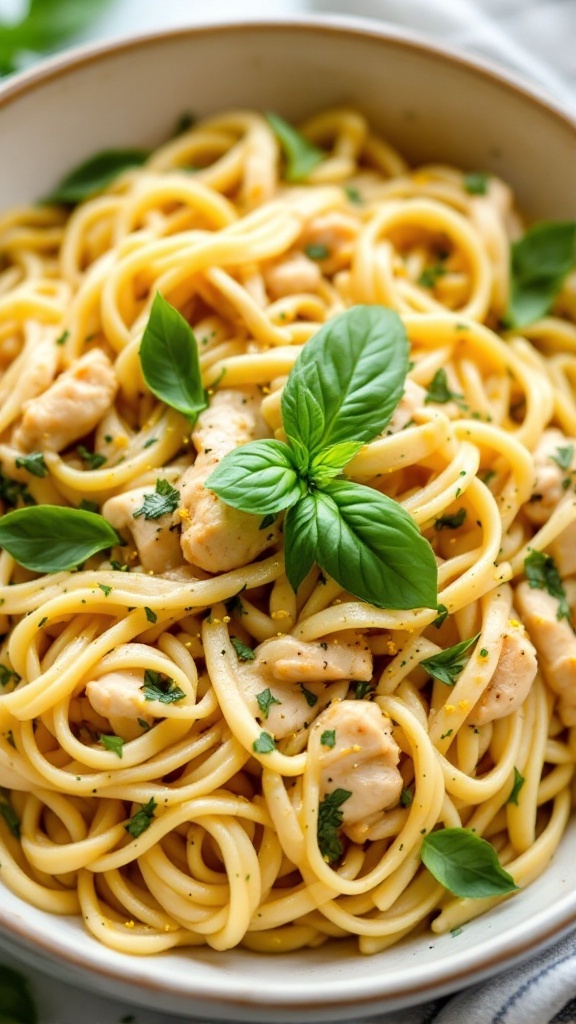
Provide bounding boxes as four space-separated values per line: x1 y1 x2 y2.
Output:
0 506 119 573
43 148 150 205
206 306 437 610
265 112 325 182
506 221 576 328
0 0 113 77
421 827 518 898
420 632 480 686
139 293 208 426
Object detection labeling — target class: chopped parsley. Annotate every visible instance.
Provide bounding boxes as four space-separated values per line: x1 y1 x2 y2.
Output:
424 368 464 406
98 733 124 758
259 513 277 531
77 445 107 470
463 171 489 195
507 767 526 806
305 243 330 261
0 798 20 838
399 787 413 807
434 508 467 531
256 688 281 719
524 550 572 626
252 730 276 754
125 797 157 838
0 664 20 687
317 788 351 863
300 684 318 707
344 185 362 205
432 604 449 629
97 583 112 597
418 263 447 289
320 729 336 748
15 451 48 478
144 607 157 624
550 443 574 471
55 329 70 346
354 680 374 700
141 669 185 704
231 636 255 661
0 468 35 507
79 498 100 514
133 479 179 520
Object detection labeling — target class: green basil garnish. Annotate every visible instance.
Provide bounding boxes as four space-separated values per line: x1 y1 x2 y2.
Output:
43 148 150 205
0 0 113 78
421 827 519 898
139 293 208 426
420 633 480 686
265 112 325 182
0 506 119 573
507 220 576 328
206 306 437 611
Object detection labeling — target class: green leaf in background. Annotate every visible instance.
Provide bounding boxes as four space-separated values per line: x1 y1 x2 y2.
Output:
43 148 150 205
0 505 119 572
265 112 325 182
421 827 519 898
139 293 208 426
0 965 38 1024
506 220 576 328
0 0 115 76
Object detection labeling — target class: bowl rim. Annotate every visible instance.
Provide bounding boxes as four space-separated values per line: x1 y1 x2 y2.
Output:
0 12 574 136
0 13 575 1020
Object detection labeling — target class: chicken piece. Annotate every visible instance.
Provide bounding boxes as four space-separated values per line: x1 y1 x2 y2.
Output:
314 700 403 833
102 486 183 574
549 521 576 579
524 429 576 525
238 664 320 740
85 670 155 740
385 378 427 434
468 620 538 725
263 252 322 299
255 632 372 683
179 386 281 573
515 581 576 726
12 348 118 453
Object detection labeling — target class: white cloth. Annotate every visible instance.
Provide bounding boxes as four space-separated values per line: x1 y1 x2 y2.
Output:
0 1 575 1022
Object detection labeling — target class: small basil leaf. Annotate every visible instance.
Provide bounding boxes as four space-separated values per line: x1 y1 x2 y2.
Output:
309 441 364 486
139 293 208 426
524 549 572 625
265 112 325 182
420 633 480 686
206 440 303 516
314 480 437 610
507 221 576 328
284 493 319 593
421 827 519 898
282 306 409 456
0 506 119 573
0 965 38 1024
43 148 149 205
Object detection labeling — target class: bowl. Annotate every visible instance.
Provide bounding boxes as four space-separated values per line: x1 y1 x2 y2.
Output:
0 16 575 1023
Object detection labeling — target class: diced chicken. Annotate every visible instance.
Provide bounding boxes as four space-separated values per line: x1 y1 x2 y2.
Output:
255 632 372 683
102 486 183 574
12 349 118 453
468 619 538 725
524 428 576 525
263 252 322 299
315 700 403 831
549 520 576 579
85 670 154 739
385 378 427 434
179 386 281 573
515 580 576 726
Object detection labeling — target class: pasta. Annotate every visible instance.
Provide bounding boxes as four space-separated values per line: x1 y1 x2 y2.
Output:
0 106 574 957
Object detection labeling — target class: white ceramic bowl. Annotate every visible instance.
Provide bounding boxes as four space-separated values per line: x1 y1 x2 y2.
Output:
0 17 575 1022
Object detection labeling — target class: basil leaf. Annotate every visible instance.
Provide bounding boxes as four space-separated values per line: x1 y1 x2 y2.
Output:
421 827 519 898
139 293 208 426
507 767 525 806
206 440 304 516
141 669 185 704
98 734 124 758
0 0 113 77
231 636 255 661
507 221 576 328
265 112 325 182
0 506 119 572
253 731 276 754
313 480 437 610
309 441 364 487
256 688 281 719
282 306 409 457
420 633 480 686
317 788 351 864
43 148 149 205
77 445 106 470
284 493 319 593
